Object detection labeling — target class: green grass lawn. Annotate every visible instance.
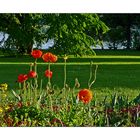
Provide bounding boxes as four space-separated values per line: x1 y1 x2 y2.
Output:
94 49 140 56
1 50 140 99
1 63 140 88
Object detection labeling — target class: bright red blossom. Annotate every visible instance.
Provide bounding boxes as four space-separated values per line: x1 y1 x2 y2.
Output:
28 71 37 78
42 52 58 63
17 74 28 83
45 70 53 78
78 89 93 104
31 50 43 59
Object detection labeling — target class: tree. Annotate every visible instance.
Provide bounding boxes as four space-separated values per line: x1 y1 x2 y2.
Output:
0 14 48 54
101 14 140 50
43 14 109 56
0 14 109 55
103 26 126 49
132 29 140 50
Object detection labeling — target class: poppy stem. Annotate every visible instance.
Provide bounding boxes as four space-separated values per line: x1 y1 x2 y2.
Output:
34 58 38 105
23 81 26 104
18 83 22 101
64 57 67 92
63 55 67 107
29 79 33 104
19 83 21 93
49 94 53 111
88 63 98 89
34 58 37 73
30 63 33 71
48 62 51 87
88 61 93 88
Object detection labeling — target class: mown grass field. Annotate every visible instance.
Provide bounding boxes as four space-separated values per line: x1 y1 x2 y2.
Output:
0 49 140 100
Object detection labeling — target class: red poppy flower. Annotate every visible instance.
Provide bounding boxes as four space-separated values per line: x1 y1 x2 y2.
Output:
42 52 58 63
17 74 28 83
77 89 93 104
28 71 37 78
17 101 23 108
31 50 43 59
45 70 53 78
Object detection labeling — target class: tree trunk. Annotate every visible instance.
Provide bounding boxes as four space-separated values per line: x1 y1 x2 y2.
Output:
27 43 33 54
113 42 117 50
126 15 131 49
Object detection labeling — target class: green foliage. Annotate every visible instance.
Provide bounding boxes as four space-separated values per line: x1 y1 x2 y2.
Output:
104 26 126 49
0 14 109 56
101 14 140 49
1 88 140 126
0 14 48 54
132 30 140 50
45 14 109 56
